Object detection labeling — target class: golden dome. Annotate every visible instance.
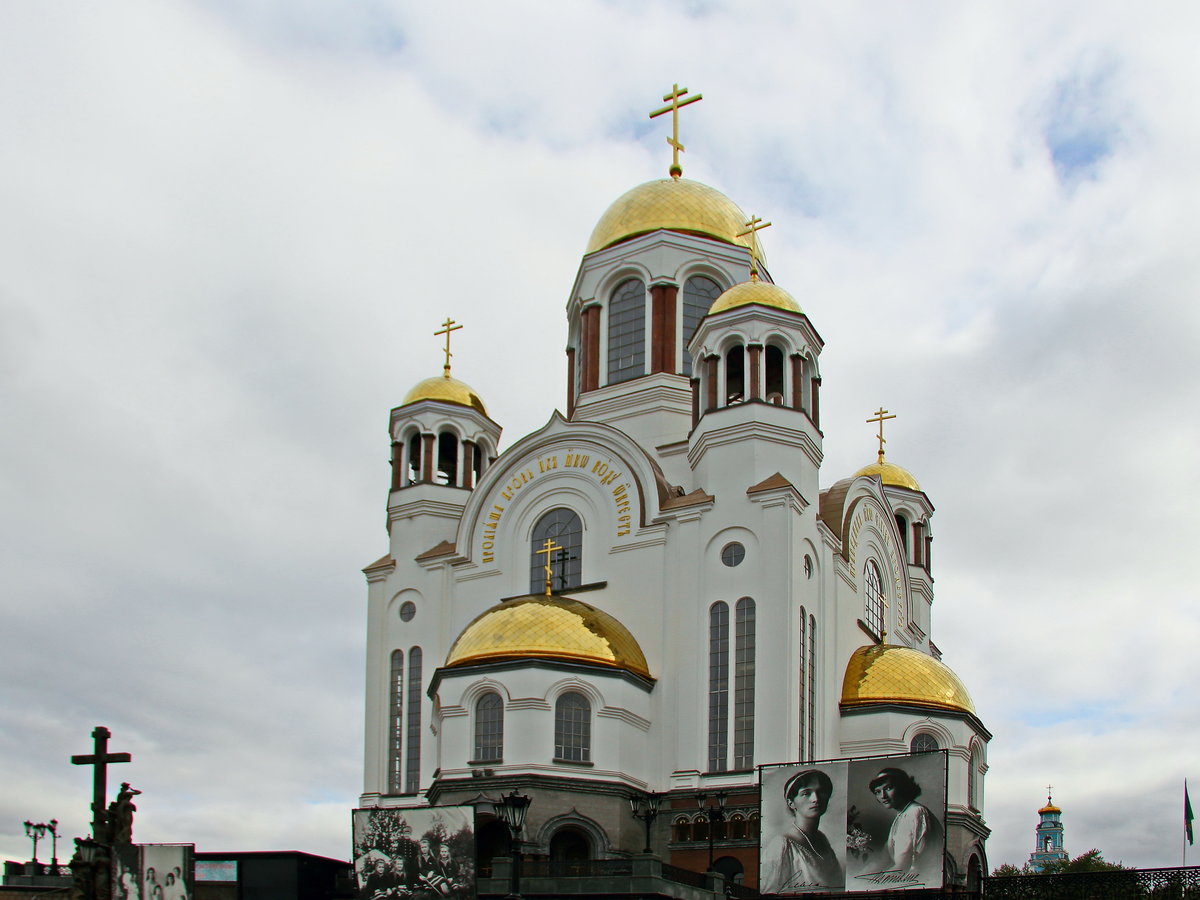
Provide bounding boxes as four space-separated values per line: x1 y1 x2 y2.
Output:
585 178 755 256
841 644 976 715
1039 802 1062 815
708 279 802 315
854 458 920 491
401 374 487 415
445 595 651 679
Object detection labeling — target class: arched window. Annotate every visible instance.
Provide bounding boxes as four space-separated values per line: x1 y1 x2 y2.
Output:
407 433 422 484
474 692 504 762
530 508 582 594
388 650 404 793
682 276 722 376
733 597 756 769
549 828 591 873
725 345 745 403
554 691 591 762
797 608 807 760
765 344 786 402
672 816 691 843
968 744 982 810
405 647 422 793
708 601 729 772
895 513 909 557
806 613 816 762
911 732 939 754
436 431 458 485
864 560 885 637
608 278 645 384
727 813 748 840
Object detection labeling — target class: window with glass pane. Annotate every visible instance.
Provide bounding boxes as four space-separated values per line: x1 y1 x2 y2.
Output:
911 732 939 754
607 279 646 384
733 597 756 769
864 561 885 636
388 650 404 793
530 508 583 594
554 691 591 762
682 276 721 375
474 692 504 761
708 601 729 772
806 614 816 762
797 609 806 761
405 647 422 793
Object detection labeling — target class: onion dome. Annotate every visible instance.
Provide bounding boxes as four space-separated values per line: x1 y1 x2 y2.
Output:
586 178 756 256
841 644 975 715
401 374 487 415
708 279 801 315
445 595 650 679
1039 796 1062 815
854 457 920 491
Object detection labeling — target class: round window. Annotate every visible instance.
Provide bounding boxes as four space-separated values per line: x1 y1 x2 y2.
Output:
399 601 416 622
720 542 746 567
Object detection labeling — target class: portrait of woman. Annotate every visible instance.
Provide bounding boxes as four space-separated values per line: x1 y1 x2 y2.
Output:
868 767 944 877
761 769 845 894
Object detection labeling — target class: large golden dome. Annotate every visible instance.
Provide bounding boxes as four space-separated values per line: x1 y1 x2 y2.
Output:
708 279 802 315
401 374 487 415
585 178 755 256
854 457 920 491
445 595 651 679
841 644 975 715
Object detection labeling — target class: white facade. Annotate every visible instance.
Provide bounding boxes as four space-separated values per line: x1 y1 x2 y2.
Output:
360 175 990 888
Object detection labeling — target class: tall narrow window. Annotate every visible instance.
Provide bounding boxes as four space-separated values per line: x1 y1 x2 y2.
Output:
436 432 458 485
864 561 885 637
388 650 404 793
607 278 645 384
725 346 745 403
806 614 816 762
682 276 721 376
708 601 730 772
405 647 422 793
733 597 756 769
530 508 583 594
474 692 504 762
797 609 807 761
554 691 591 762
969 744 982 810
407 434 422 484
765 344 786 402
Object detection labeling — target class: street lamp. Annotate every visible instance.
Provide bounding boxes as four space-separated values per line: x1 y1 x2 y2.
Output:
628 792 661 854
47 820 60 869
492 789 531 900
695 791 728 871
72 837 102 900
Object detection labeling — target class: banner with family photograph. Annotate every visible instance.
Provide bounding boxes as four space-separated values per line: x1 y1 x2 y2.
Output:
111 843 194 900
759 751 947 894
352 806 474 900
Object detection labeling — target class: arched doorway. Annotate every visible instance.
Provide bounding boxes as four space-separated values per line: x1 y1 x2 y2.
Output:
714 855 744 884
475 819 511 878
967 854 983 893
549 827 591 876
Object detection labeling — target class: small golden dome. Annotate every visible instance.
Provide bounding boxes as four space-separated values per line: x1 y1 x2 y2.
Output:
854 458 920 491
841 644 976 715
708 279 802 315
586 178 755 256
445 595 651 679
401 374 487 415
1039 802 1062 815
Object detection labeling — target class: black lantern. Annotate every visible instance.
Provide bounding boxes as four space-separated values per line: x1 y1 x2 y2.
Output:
628 792 661 854
492 790 531 899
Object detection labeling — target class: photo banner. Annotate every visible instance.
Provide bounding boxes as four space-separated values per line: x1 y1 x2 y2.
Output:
759 751 947 894
352 806 475 900
111 844 194 900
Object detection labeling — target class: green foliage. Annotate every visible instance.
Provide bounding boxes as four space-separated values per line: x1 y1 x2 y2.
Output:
991 862 1027 877
1037 849 1126 874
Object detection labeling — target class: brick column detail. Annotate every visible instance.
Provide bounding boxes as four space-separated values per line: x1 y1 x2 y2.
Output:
462 441 475 489
582 305 600 392
566 347 577 418
791 354 805 412
811 377 821 428
390 441 403 491
650 284 678 373
706 355 719 413
748 344 763 401
421 433 435 484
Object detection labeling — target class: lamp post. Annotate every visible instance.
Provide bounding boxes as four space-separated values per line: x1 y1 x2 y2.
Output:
72 837 102 900
24 821 48 866
695 791 728 871
628 792 661 854
47 820 60 870
492 789 531 900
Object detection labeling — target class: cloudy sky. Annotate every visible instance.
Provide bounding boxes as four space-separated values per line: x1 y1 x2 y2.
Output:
2 0 1198 873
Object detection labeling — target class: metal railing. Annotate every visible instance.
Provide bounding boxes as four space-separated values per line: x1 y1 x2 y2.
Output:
986 865 1200 899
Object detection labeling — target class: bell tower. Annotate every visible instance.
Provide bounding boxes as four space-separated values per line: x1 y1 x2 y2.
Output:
1028 789 1068 871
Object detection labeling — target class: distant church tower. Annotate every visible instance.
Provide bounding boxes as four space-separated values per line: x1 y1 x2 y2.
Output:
1028 789 1067 871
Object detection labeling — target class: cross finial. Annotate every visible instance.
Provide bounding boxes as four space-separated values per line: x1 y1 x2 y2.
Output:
737 215 772 281
866 407 897 465
649 83 703 179
1047 785 1053 802
434 318 463 378
536 537 563 597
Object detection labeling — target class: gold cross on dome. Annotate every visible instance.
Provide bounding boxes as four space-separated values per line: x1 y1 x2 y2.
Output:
536 537 563 596
737 215 772 280
866 407 897 464
434 318 462 377
649 83 703 178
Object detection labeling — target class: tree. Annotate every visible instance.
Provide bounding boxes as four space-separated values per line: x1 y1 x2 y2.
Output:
990 862 1026 877
1038 849 1126 874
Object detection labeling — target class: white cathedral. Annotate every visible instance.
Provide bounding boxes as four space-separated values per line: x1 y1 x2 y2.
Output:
358 106 990 891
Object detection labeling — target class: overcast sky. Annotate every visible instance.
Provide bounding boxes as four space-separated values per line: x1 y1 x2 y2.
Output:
2 0 1198 874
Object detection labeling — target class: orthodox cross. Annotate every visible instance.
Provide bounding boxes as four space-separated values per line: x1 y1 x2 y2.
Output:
1046 785 1053 801
866 407 896 464
737 215 772 280
434 318 462 377
71 726 131 840
536 537 563 596
649 84 702 178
